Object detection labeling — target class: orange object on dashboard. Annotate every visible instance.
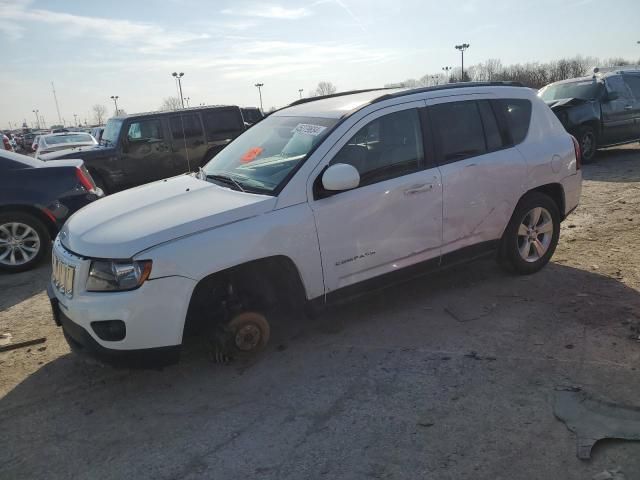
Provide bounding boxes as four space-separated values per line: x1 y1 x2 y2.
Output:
241 147 263 163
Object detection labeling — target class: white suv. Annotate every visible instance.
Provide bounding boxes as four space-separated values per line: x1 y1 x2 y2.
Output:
48 83 582 365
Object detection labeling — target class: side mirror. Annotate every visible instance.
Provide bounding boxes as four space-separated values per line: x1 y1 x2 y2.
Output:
322 163 360 191
606 91 619 102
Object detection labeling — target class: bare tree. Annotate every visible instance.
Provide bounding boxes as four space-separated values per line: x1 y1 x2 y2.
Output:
159 97 182 111
92 104 107 125
313 81 337 96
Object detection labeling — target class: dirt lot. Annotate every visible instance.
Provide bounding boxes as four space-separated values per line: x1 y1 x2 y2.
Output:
2 146 640 480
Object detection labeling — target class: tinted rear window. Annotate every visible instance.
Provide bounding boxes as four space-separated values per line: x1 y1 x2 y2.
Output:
203 109 244 139
429 101 486 163
170 114 204 139
494 99 532 145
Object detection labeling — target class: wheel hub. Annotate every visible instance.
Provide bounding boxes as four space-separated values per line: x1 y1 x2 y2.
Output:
234 324 262 351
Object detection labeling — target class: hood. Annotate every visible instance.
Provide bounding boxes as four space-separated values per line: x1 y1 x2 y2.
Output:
60 174 276 258
40 144 114 161
545 97 588 110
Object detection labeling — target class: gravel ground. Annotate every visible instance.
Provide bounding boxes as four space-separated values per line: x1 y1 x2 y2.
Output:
1 145 640 480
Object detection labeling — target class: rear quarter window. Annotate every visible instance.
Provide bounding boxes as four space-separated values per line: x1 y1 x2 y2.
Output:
493 99 532 145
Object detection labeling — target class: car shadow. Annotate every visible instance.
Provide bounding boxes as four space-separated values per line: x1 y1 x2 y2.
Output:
585 145 640 183
2 259 640 479
0 257 51 313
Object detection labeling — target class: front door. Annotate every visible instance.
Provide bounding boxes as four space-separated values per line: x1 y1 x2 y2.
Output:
310 103 443 293
121 118 172 187
602 76 636 144
169 113 208 172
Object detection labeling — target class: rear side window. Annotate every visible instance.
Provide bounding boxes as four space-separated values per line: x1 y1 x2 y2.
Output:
623 75 640 100
493 99 532 145
477 100 504 151
203 109 245 140
429 101 486 163
170 114 204 139
606 76 634 101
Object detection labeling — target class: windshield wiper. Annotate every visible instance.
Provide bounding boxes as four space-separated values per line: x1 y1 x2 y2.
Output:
205 172 246 192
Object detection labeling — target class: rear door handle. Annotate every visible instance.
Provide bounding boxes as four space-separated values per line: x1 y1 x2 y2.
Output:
624 105 633 110
404 183 434 195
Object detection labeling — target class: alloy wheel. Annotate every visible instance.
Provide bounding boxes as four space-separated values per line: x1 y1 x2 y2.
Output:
517 207 554 263
0 222 41 266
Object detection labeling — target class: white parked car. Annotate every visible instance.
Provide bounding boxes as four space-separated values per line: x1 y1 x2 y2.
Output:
1 134 13 151
35 132 97 159
48 83 582 366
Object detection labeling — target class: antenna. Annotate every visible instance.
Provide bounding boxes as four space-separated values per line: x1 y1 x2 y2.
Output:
51 82 62 125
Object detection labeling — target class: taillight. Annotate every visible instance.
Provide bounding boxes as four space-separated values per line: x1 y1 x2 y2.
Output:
2 137 11 151
76 167 96 191
570 135 581 170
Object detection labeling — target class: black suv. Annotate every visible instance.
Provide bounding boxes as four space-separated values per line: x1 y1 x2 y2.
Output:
40 106 246 193
539 67 640 162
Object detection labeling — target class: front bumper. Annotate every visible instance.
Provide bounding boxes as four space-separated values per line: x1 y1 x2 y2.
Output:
48 283 180 367
48 240 198 366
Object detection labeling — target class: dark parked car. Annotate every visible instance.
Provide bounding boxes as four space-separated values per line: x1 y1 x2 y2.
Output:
539 66 640 162
241 107 264 126
0 149 103 272
40 106 246 193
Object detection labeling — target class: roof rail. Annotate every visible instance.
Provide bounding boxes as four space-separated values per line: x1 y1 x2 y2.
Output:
114 104 237 119
284 81 525 111
593 65 640 75
372 81 526 103
287 88 396 107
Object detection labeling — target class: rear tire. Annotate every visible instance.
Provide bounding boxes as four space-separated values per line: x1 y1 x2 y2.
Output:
0 212 51 273
577 126 597 164
498 192 560 275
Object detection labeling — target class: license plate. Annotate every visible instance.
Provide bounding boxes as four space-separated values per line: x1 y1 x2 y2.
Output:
52 253 75 298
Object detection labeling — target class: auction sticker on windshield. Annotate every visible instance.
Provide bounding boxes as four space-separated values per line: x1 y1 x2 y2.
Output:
292 124 327 136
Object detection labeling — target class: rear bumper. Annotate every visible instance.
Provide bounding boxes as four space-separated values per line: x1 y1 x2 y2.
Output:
561 171 582 218
48 283 181 368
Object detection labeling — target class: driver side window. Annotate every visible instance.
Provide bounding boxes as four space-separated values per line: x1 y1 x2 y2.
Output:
127 119 162 142
330 108 424 187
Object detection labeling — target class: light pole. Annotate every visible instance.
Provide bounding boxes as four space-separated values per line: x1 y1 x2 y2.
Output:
455 43 470 81
298 88 304 99
32 109 40 129
255 83 264 113
110 95 119 115
73 114 78 126
172 72 185 108
442 66 452 83
184 97 191 108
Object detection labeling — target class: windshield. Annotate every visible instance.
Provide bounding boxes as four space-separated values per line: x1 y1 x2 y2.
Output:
539 80 602 101
102 118 124 146
202 115 337 194
43 133 95 146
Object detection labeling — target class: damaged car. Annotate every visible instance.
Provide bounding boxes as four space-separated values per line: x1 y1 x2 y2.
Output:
47 82 582 367
539 66 640 162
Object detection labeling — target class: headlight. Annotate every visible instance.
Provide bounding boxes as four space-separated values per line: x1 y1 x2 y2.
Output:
86 260 152 292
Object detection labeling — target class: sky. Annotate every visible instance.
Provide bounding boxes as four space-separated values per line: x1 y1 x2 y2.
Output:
1 0 639 129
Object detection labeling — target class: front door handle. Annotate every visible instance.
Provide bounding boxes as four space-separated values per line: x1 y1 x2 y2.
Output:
624 105 633 110
404 183 434 195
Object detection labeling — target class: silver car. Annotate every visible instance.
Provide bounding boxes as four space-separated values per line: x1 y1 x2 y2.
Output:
35 132 98 159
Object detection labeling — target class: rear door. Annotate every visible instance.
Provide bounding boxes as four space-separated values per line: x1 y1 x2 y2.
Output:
602 75 636 144
120 117 172 187
428 97 528 257
623 74 640 140
169 113 207 172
